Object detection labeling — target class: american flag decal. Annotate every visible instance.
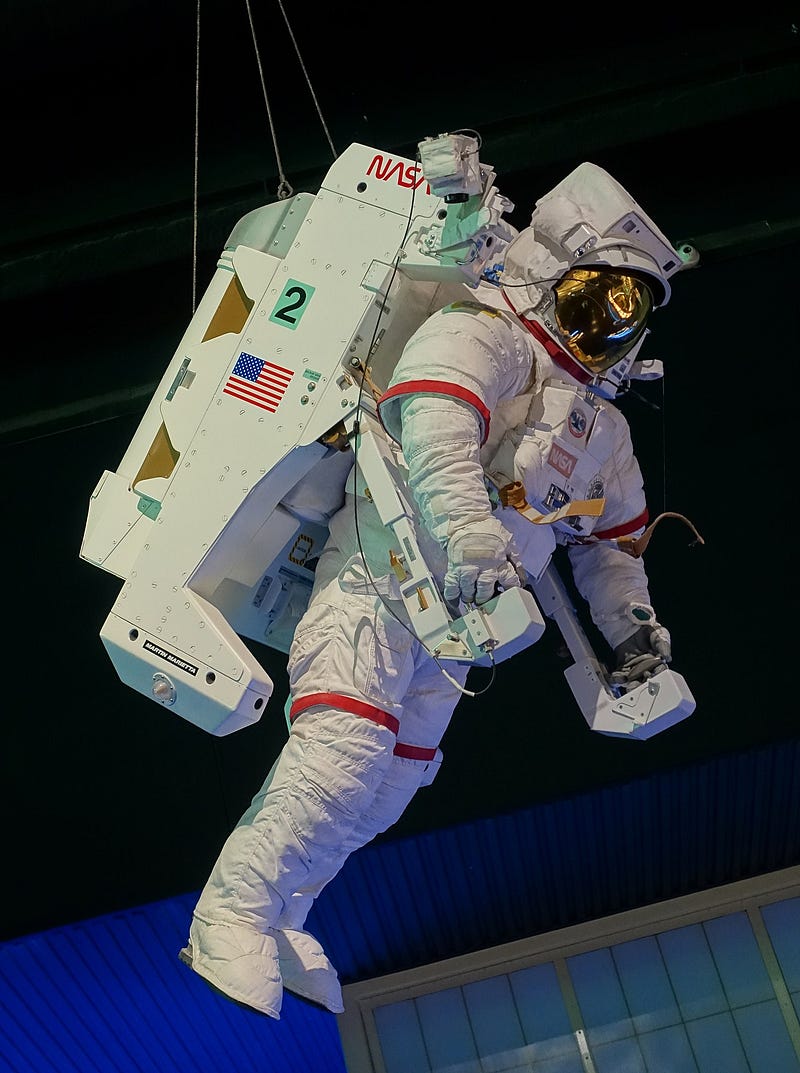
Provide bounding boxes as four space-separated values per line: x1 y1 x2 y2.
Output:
223 352 294 413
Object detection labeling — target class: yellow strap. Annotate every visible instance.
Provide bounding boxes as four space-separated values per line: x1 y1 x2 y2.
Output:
498 483 705 560
498 480 605 526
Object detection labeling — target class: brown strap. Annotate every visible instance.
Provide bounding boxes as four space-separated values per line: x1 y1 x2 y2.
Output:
499 480 704 560
615 511 705 559
360 362 384 402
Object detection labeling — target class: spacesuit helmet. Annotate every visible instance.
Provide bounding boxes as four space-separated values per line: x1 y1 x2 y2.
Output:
500 162 693 396
552 266 654 375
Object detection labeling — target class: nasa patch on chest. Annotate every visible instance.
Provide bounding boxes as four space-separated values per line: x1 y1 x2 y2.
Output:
547 441 577 479
544 439 606 504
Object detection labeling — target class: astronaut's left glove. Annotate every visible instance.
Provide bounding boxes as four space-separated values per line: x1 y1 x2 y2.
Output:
610 620 672 691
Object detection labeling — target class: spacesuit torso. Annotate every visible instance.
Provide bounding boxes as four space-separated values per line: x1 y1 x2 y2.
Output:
374 286 648 590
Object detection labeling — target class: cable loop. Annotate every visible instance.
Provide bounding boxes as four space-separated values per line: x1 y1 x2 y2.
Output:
192 0 201 312
243 0 338 201
243 0 293 198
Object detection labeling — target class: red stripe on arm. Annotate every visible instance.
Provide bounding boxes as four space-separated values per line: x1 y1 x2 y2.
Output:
378 380 491 445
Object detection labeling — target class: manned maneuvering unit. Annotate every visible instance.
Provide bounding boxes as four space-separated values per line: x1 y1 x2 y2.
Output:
80 134 695 740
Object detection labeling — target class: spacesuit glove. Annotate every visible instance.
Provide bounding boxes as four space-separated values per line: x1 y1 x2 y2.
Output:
443 518 525 608
610 623 672 691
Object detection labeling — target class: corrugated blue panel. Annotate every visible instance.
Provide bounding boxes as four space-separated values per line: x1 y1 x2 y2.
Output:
315 739 800 983
0 893 347 1073
4 739 800 1072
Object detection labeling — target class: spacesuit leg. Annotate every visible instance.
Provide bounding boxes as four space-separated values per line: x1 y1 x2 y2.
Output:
183 576 421 1018
283 652 466 918
271 654 467 1005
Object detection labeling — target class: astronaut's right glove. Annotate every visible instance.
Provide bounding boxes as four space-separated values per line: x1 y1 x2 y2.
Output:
610 620 672 691
443 518 525 607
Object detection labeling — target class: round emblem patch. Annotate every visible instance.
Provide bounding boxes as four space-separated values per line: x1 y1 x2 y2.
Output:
568 408 587 438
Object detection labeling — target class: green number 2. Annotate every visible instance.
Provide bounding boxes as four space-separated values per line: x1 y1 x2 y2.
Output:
269 279 315 330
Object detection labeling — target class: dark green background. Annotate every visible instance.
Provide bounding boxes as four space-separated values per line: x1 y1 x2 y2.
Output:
2 5 798 940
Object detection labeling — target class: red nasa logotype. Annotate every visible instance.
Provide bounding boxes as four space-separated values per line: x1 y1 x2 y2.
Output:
366 154 432 193
548 442 577 479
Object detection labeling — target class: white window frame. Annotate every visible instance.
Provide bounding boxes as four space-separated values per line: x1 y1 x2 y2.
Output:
338 864 800 1073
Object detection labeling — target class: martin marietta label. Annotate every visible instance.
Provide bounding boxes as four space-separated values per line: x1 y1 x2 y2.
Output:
143 639 199 677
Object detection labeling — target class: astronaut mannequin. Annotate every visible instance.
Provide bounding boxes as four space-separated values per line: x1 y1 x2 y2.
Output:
179 161 692 1017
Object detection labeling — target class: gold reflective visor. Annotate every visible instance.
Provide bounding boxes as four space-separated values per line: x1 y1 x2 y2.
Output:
553 269 653 374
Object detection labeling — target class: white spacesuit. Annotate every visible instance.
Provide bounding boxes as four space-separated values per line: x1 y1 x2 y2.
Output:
179 161 691 1018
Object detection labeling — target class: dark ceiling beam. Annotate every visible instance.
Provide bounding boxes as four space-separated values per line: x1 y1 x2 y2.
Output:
2 57 798 306
2 209 798 448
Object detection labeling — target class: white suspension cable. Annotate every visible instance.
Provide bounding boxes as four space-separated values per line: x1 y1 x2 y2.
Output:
192 0 202 311
660 375 668 514
277 0 338 161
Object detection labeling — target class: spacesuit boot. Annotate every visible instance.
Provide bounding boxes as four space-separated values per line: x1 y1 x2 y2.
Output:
273 925 344 1014
180 896 344 1017
178 918 283 1019
180 707 396 1018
